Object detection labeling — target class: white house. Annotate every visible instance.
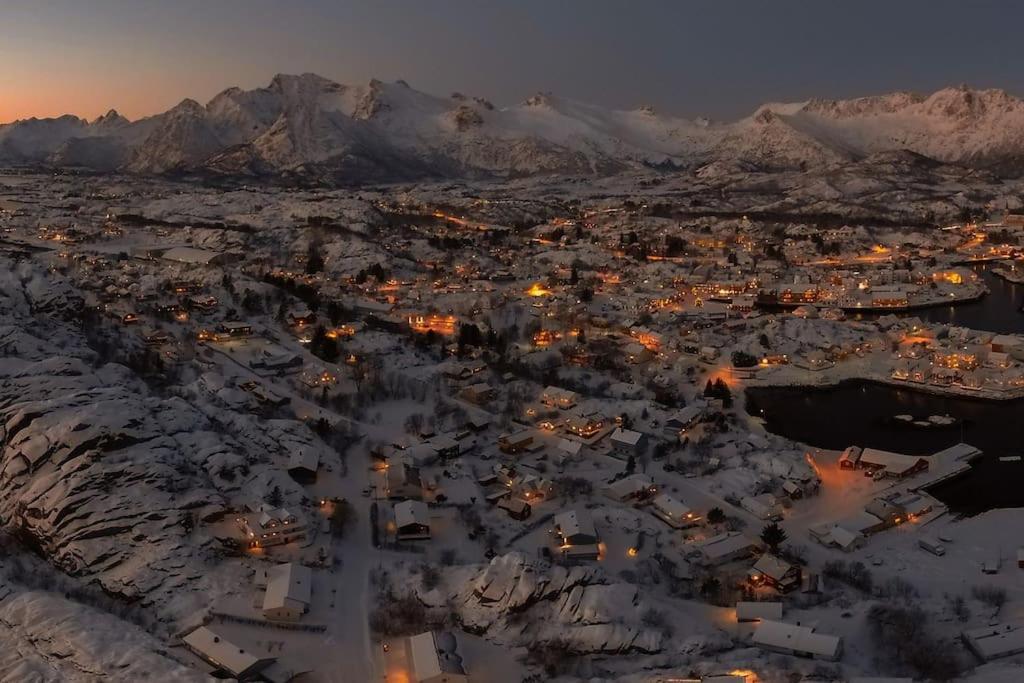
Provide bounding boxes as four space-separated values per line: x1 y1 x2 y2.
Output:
604 473 656 503
695 532 761 566
651 494 701 529
963 622 1024 662
609 428 646 457
406 631 469 683
395 500 431 541
740 493 781 520
287 447 320 480
751 619 843 661
553 509 600 560
182 626 275 680
261 562 312 622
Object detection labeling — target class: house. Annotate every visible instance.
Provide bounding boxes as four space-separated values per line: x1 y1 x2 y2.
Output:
834 511 890 537
552 437 583 463
650 494 701 529
553 509 600 560
141 327 169 346
459 382 494 405
857 448 928 478
809 523 865 552
740 494 781 521
604 473 657 503
751 619 843 661
288 308 317 327
864 497 907 527
426 434 461 459
212 321 253 340
564 410 605 438
182 626 275 680
609 428 646 457
748 554 802 592
406 631 469 683
664 404 704 438
261 562 312 622
541 385 578 409
386 461 424 501
497 496 532 520
395 500 431 541
188 295 218 312
237 506 308 548
287 448 320 481
962 622 1024 662
498 430 533 454
695 532 761 566
735 601 784 623
512 474 552 502
838 446 862 470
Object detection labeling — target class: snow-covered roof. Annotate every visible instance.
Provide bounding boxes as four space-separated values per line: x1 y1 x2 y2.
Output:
963 622 1024 661
836 511 885 535
395 500 429 529
652 494 691 519
858 447 927 475
610 427 643 447
554 509 596 540
752 619 842 659
606 473 654 499
183 626 272 677
287 447 320 473
752 554 794 582
407 631 466 681
697 532 759 561
263 562 312 612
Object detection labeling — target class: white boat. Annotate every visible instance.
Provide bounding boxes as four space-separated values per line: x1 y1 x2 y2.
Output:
999 456 1022 463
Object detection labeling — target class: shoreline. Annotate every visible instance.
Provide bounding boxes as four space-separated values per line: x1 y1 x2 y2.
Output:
746 372 1024 404
755 288 986 314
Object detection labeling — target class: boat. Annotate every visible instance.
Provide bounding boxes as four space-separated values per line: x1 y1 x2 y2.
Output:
928 414 956 426
999 456 1022 463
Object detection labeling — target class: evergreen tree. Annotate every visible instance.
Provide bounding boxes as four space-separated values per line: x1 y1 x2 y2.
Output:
761 521 788 554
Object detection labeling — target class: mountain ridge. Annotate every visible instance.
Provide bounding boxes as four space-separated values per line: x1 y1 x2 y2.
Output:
4 73 1024 181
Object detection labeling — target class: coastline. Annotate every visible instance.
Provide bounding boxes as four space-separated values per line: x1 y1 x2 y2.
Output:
755 288 986 314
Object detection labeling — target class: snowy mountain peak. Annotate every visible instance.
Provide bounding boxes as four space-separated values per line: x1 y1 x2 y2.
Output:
91 109 128 127
4 74 1024 179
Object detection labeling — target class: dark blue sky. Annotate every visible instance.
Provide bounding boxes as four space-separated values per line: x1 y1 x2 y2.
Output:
2 0 1022 122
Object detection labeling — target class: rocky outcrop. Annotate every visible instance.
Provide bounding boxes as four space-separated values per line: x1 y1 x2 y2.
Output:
418 552 664 655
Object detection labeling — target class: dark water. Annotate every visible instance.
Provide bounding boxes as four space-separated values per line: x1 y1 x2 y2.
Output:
849 264 1024 333
747 381 1024 514
915 264 1024 333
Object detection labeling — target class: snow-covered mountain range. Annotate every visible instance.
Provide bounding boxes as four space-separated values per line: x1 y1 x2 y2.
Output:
4 73 1024 181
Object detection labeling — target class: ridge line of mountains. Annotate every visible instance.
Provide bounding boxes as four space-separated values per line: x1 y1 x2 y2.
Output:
4 73 1024 182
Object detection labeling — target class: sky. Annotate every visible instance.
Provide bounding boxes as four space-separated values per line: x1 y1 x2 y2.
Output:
2 0 1023 124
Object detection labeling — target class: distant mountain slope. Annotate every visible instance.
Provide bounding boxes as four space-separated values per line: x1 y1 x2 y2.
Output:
3 75 1024 180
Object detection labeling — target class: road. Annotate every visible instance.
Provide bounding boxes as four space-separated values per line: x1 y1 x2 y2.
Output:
203 342 384 682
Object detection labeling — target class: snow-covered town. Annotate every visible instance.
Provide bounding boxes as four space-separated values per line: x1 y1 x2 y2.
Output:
8 4 1024 683
4 160 1024 683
